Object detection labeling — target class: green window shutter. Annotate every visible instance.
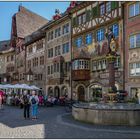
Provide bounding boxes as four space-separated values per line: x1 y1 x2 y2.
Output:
91 6 99 18
86 10 91 22
111 1 118 10
72 17 78 27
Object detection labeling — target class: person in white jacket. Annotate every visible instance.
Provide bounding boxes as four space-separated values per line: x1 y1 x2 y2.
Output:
29 91 39 120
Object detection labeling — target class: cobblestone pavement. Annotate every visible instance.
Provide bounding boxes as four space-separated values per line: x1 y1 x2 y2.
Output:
0 105 140 138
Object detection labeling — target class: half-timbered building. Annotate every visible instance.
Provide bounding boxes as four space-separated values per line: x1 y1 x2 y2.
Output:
69 1 124 101
42 10 71 98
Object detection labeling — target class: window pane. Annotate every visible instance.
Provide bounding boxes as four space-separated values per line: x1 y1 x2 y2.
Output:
97 29 104 41
83 13 86 23
113 24 119 37
106 2 111 13
130 35 135 48
66 43 69 53
136 34 140 47
76 37 82 48
86 33 92 45
129 4 135 17
135 2 140 15
100 4 105 15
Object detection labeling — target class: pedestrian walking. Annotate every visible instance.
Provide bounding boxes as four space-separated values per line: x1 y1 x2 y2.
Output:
30 91 39 120
0 89 4 110
22 91 30 119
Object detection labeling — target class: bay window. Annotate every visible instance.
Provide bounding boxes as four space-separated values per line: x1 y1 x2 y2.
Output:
72 59 90 70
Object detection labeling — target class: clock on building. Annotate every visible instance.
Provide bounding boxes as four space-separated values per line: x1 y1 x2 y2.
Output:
110 38 117 53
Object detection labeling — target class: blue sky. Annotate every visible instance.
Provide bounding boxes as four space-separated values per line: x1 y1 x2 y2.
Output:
0 1 70 41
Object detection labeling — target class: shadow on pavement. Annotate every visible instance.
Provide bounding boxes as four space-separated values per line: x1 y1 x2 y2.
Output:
0 105 66 138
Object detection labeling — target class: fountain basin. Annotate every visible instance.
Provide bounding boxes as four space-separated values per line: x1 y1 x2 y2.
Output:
72 103 140 125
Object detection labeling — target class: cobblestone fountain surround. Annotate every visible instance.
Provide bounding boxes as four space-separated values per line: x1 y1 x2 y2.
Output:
72 103 140 126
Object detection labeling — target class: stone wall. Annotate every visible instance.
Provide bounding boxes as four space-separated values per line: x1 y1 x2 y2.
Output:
72 104 140 125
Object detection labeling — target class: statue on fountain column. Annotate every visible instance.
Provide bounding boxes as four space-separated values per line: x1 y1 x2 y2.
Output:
105 27 115 54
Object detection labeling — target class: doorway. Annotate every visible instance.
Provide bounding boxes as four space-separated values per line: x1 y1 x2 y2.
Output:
54 86 60 98
78 86 85 101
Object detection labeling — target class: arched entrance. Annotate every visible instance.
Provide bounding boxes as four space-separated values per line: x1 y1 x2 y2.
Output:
77 86 85 101
54 86 60 98
61 86 68 96
89 84 102 99
48 87 53 96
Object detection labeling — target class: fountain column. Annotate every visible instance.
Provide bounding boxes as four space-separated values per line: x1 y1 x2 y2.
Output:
105 28 117 92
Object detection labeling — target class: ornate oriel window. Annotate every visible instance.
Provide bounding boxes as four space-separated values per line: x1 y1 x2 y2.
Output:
72 59 90 70
72 58 90 81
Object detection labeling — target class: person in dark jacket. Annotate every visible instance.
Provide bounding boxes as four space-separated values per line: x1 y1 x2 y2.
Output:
22 91 30 119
